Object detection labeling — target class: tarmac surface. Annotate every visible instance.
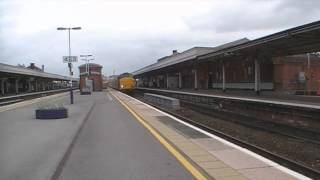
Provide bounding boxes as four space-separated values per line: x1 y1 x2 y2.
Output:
0 91 194 180
59 91 193 180
0 92 97 180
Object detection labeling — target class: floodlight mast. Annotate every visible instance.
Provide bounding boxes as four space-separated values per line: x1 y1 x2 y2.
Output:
57 26 82 104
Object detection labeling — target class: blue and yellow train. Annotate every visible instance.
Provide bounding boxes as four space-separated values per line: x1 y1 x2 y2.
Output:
108 73 136 93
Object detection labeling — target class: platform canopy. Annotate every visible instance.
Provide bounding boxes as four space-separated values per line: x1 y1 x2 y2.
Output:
133 38 249 76
199 20 320 60
0 63 71 81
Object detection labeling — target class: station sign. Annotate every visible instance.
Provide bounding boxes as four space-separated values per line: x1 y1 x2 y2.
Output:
63 56 78 63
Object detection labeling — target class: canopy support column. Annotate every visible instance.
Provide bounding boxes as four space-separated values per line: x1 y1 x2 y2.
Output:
254 59 261 95
222 62 226 92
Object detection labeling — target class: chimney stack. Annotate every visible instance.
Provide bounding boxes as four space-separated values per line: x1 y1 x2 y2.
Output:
172 50 178 55
42 65 44 72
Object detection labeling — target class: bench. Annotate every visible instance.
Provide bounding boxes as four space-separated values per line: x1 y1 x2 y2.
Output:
144 93 180 110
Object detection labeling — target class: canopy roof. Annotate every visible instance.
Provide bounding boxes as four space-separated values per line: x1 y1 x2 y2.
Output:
199 20 320 60
133 20 320 76
133 38 249 76
0 63 71 81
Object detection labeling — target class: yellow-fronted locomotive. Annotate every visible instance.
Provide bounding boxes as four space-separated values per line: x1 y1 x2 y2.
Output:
108 73 136 93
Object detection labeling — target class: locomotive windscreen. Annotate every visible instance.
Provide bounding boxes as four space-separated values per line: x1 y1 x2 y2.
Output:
118 73 133 79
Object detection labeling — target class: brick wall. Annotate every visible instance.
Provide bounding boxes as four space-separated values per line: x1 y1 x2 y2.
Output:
79 65 103 91
273 55 320 92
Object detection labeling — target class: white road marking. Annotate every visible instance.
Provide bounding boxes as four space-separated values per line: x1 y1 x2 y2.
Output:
116 90 310 180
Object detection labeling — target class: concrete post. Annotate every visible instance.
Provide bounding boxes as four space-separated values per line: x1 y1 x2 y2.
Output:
1 79 4 96
166 73 169 89
15 79 19 94
194 69 198 90
35 80 38 91
178 72 182 89
28 80 32 92
254 59 261 95
6 80 9 93
157 76 160 88
222 62 226 92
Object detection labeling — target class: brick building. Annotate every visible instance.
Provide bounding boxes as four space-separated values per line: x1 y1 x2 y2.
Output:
133 49 320 94
273 54 320 93
133 21 320 95
79 63 103 91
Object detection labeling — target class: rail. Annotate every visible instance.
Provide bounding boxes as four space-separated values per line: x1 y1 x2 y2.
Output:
0 88 78 104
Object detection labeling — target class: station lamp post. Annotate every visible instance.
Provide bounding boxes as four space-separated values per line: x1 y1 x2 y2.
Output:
57 26 81 104
87 58 94 76
80 54 93 76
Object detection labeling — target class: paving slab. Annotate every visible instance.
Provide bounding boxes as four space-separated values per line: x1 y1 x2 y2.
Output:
206 167 241 177
192 155 219 163
239 167 297 180
198 161 229 169
210 149 270 170
191 138 233 151
140 110 164 116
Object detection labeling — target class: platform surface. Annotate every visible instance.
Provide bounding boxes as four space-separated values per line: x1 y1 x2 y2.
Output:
0 91 95 180
0 90 311 180
111 89 309 180
59 92 193 180
136 87 320 108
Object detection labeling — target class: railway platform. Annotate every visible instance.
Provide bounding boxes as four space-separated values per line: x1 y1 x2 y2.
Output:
0 91 93 180
110 89 308 180
135 87 320 108
0 89 310 179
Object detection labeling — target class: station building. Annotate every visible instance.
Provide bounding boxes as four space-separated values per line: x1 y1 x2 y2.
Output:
133 21 320 95
79 63 103 91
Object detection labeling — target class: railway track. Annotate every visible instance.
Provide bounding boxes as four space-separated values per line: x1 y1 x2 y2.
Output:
134 89 320 145
0 88 77 106
182 101 320 145
131 93 320 179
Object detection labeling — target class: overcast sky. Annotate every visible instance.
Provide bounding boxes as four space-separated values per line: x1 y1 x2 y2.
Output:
0 0 319 77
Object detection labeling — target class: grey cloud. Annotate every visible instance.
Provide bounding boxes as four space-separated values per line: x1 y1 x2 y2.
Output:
185 0 320 33
1 0 320 77
275 0 320 13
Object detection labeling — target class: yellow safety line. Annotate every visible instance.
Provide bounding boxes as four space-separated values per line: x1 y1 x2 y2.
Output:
110 91 207 180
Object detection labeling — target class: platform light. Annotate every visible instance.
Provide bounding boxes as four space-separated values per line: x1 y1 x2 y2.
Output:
80 55 94 76
57 26 82 104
